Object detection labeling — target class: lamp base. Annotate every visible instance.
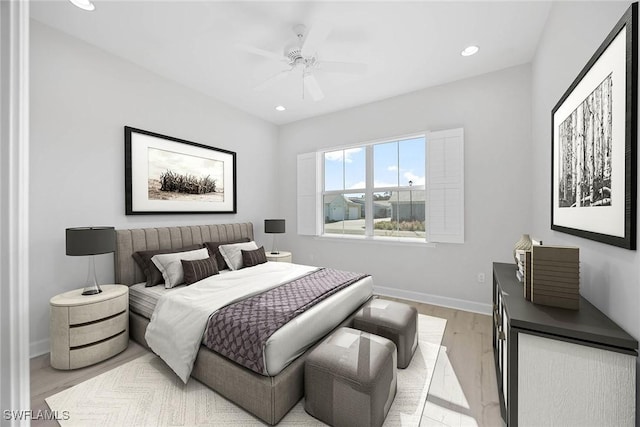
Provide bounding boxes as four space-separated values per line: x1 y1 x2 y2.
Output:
82 285 103 296
81 256 103 296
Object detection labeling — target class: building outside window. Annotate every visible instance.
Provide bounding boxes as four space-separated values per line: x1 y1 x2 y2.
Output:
322 136 426 240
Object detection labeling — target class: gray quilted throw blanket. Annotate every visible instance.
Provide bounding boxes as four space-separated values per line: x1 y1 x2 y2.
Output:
203 268 369 375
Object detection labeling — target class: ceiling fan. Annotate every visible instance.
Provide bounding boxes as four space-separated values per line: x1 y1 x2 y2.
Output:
237 22 367 101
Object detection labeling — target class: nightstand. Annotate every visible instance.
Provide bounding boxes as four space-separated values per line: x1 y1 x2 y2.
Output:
265 251 292 263
50 284 129 370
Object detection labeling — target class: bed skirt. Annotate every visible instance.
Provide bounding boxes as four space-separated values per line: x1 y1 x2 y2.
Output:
129 303 366 425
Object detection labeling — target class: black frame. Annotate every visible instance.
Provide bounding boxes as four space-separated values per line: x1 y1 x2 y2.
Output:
124 126 237 215
551 3 637 250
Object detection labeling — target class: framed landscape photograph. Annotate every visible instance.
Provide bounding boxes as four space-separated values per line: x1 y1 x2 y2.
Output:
125 126 236 214
551 3 637 249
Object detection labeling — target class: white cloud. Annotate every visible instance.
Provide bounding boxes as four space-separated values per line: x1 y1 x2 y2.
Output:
387 165 398 172
348 181 366 190
324 151 343 162
404 171 425 186
374 180 398 188
325 148 363 163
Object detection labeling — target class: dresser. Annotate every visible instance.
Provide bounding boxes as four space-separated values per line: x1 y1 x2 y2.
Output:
493 262 637 426
50 284 129 370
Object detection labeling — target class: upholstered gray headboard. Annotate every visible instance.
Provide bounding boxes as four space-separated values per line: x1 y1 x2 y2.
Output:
115 223 254 286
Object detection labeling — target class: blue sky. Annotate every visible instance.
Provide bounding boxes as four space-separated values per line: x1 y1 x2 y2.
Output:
324 137 425 191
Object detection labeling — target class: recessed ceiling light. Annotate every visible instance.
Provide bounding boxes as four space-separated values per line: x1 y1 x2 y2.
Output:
68 0 95 11
275 105 286 112
461 45 479 57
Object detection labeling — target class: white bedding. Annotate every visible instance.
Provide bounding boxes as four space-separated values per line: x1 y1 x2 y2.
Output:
129 269 234 318
145 262 372 383
129 282 173 319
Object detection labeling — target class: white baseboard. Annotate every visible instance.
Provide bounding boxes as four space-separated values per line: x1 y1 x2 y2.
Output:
30 338 50 358
374 285 492 315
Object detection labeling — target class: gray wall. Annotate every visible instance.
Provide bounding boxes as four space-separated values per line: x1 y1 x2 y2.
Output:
278 64 533 312
531 0 639 402
29 21 280 355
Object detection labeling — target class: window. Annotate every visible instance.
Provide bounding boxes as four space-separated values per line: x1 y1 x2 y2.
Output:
297 128 464 244
321 137 426 240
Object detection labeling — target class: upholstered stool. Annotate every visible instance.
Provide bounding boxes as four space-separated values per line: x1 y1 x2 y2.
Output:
304 327 397 427
353 299 418 369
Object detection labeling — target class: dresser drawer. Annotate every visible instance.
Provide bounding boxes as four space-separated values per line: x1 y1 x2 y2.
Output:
69 331 128 369
69 311 128 347
68 293 127 325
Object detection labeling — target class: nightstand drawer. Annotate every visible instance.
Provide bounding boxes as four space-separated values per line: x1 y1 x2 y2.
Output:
265 251 292 263
68 293 127 325
50 285 129 370
69 311 128 347
69 331 128 369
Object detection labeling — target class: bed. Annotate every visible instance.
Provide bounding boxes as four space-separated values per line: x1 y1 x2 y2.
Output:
115 222 373 425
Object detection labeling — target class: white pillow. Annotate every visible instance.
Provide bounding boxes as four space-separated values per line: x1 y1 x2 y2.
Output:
151 247 209 288
218 241 259 270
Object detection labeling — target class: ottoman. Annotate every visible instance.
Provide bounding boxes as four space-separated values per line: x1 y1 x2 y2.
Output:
354 299 418 369
304 327 397 427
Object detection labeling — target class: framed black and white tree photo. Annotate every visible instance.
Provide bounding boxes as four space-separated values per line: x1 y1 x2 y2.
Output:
125 126 237 214
551 3 637 249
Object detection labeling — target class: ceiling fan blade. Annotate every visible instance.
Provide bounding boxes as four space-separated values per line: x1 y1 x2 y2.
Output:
236 43 288 62
319 61 368 75
300 21 332 57
253 69 292 91
303 74 325 101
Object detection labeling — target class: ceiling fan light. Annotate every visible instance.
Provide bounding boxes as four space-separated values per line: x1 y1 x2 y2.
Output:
461 45 479 57
68 0 95 11
275 105 286 112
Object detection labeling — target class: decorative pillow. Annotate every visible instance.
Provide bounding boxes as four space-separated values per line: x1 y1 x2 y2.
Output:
241 246 267 268
204 237 250 270
132 244 203 287
151 248 209 288
181 256 219 285
218 241 259 270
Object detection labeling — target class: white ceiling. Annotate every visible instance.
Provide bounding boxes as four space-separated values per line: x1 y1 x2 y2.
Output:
31 1 552 125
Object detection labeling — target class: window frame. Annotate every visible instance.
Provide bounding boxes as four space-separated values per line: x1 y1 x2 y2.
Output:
320 133 427 242
297 128 464 245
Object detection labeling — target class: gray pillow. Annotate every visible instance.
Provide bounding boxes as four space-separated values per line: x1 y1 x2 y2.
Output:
151 247 209 288
181 256 219 285
242 247 267 267
204 237 250 270
218 241 259 270
132 244 203 287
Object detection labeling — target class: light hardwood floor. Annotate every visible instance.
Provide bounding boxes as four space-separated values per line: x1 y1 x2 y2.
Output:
30 299 502 426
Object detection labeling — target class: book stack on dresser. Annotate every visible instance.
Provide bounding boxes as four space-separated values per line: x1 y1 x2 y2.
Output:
530 246 580 310
515 250 526 282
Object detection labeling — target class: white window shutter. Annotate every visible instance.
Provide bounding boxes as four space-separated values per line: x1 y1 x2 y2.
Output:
297 152 320 235
427 128 464 243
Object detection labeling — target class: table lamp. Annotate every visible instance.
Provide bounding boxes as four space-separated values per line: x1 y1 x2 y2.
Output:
264 219 285 255
66 226 115 295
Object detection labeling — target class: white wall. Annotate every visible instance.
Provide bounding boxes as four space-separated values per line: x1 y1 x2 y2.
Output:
531 0 639 404
532 1 639 327
278 64 532 312
29 21 280 356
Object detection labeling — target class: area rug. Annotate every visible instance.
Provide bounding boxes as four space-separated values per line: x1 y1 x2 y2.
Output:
46 314 446 426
